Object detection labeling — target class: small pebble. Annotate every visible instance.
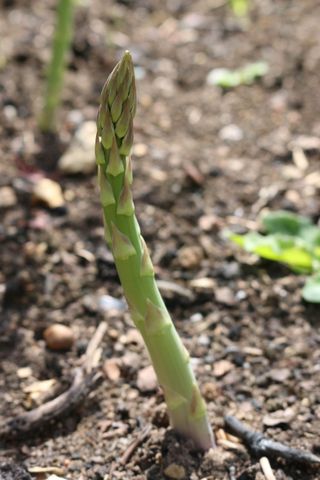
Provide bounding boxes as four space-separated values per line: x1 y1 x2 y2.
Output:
32 178 65 209
98 295 126 313
17 367 33 379
202 382 220 400
58 121 96 174
263 407 296 427
220 262 240 279
219 124 243 142
120 328 143 345
289 135 320 151
134 66 146 80
103 359 121 381
213 360 234 378
189 277 215 290
0 186 17 208
268 368 291 382
198 214 221 232
198 334 210 346
215 287 236 306
137 365 157 393
44 324 74 351
133 143 148 157
164 463 186 480
177 246 203 269
121 352 140 370
190 313 203 323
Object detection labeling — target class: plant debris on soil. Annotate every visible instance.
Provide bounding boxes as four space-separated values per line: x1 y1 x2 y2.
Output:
0 1 320 479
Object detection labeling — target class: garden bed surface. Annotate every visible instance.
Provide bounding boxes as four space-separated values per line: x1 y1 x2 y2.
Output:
0 1 320 479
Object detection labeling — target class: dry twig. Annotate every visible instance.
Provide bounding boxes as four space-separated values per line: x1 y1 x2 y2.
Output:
0 322 107 440
225 415 320 466
120 425 152 465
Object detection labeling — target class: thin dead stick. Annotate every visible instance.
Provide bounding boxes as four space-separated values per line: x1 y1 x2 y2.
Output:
0 323 107 440
120 425 152 465
260 457 276 480
225 416 320 466
83 321 107 372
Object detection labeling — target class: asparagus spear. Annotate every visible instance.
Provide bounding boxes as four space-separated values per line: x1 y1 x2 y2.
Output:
96 51 214 450
40 0 75 132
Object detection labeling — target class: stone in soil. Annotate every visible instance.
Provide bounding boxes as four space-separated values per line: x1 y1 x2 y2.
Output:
58 121 96 174
136 365 158 393
43 324 74 351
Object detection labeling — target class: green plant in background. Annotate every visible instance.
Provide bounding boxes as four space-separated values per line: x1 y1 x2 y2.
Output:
229 0 250 17
228 210 320 302
95 52 214 450
207 62 268 89
40 0 75 132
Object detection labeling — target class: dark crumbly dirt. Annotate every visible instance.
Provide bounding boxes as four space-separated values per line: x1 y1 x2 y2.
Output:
1 0 320 479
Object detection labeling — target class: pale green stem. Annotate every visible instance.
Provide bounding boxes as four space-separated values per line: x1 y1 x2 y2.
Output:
39 0 75 132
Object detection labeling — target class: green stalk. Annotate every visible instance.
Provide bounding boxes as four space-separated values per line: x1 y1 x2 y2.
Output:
229 0 249 17
95 52 214 450
39 0 75 132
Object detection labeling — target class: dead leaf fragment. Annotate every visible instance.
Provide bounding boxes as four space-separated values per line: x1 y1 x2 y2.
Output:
219 438 246 452
215 287 236 306
202 382 220 400
290 135 320 152
213 360 234 378
28 466 65 476
103 359 121 381
32 178 64 209
189 277 216 290
24 379 57 394
216 428 227 441
243 346 263 356
184 162 204 186
263 407 296 427
292 147 309 170
17 367 33 379
282 165 302 180
0 186 17 208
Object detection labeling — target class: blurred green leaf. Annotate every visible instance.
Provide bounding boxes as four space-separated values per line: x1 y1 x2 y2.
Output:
207 69 241 89
228 233 246 247
240 62 269 82
300 226 320 246
228 210 320 303
230 231 313 272
207 62 268 89
302 275 320 303
262 210 312 235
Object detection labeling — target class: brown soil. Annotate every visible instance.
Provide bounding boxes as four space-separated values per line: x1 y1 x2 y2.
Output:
1 0 320 479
